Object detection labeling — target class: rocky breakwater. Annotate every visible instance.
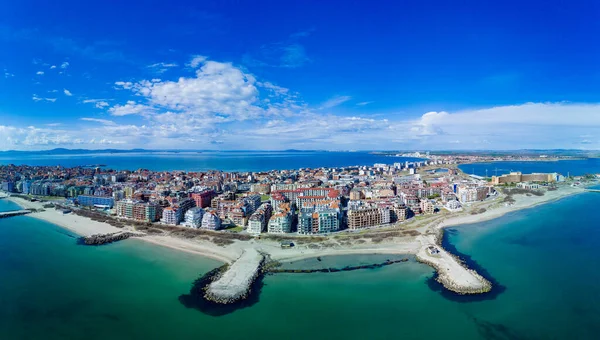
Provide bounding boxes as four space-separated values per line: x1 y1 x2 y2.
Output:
416 235 491 295
79 231 143 245
204 249 264 304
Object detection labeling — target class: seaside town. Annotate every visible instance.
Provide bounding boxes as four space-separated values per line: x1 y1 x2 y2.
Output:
0 153 572 235
0 152 594 304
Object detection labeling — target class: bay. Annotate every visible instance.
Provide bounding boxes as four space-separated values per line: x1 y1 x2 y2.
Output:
0 151 420 172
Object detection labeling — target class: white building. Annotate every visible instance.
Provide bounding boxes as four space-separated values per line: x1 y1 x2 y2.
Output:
247 203 273 235
444 200 462 212
268 211 293 233
201 211 222 230
182 207 204 228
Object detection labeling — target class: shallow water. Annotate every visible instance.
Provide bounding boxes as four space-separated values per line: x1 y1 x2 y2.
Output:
1 192 600 339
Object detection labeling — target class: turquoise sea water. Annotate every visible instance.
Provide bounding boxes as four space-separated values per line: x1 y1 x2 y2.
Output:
0 151 420 172
2 188 600 339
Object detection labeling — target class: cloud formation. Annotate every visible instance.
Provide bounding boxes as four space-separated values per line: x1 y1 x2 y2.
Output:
4 53 600 151
320 95 352 109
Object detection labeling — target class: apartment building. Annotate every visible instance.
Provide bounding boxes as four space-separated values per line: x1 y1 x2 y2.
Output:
201 210 222 230
190 189 216 208
77 195 114 208
420 200 435 215
298 209 339 234
247 203 273 235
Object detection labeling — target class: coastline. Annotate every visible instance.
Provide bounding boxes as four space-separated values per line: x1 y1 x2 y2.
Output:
4 183 593 296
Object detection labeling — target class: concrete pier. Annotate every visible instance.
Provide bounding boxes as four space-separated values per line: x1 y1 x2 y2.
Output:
416 235 491 294
0 209 32 219
205 249 264 304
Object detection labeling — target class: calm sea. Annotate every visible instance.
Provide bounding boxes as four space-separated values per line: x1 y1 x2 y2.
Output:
0 151 421 172
459 158 600 177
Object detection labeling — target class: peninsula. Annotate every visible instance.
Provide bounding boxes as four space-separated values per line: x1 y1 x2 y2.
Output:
1 155 597 301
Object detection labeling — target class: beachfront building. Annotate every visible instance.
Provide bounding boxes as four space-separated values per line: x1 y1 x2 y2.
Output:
77 195 114 208
348 207 380 229
268 203 293 234
247 203 273 235
456 185 488 204
116 200 160 222
491 172 558 185
347 205 391 229
268 211 293 234
201 210 222 230
298 209 339 234
116 200 135 218
420 200 435 215
516 182 540 190
161 207 178 225
182 207 204 228
133 202 161 222
1 181 15 192
391 204 408 221
444 200 462 212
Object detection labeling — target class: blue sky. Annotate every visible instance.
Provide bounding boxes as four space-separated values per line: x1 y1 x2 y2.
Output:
1 0 600 150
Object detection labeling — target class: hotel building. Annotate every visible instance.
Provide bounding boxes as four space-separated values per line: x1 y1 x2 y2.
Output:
77 195 114 208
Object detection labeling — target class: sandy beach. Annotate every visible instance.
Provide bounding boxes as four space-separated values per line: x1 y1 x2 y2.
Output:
6 184 588 263
3 183 592 294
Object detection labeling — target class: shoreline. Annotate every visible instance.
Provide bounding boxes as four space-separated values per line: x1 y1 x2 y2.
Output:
3 183 594 296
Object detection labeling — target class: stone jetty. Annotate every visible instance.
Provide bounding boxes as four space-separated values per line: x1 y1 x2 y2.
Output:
0 209 33 219
80 231 142 245
416 235 491 294
205 249 264 304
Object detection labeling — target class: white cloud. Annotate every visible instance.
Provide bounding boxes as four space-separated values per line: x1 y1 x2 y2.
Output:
114 81 133 89
147 62 178 74
320 95 351 109
113 58 262 120
32 94 56 102
50 65 57 69
356 101 373 106
83 99 110 108
109 100 153 116
80 117 116 125
36 71 44 75
4 70 14 78
60 61 69 69
63 89 72 96
189 55 208 68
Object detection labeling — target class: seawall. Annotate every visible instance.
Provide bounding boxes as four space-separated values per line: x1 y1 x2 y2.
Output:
79 231 143 245
416 235 491 294
204 249 264 304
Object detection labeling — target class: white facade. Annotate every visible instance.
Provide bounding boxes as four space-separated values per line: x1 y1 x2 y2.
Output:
268 213 292 233
201 212 222 230
182 207 204 228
